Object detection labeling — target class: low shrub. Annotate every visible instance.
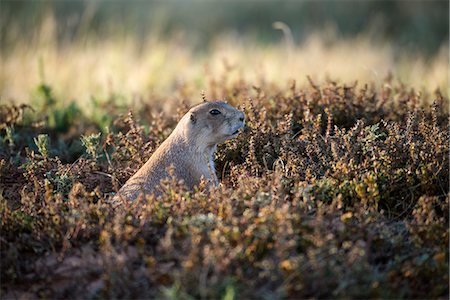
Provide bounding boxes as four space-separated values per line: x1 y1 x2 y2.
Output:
0 77 448 299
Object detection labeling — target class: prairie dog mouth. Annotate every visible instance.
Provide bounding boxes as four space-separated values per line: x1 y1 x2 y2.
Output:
230 122 245 136
228 113 245 136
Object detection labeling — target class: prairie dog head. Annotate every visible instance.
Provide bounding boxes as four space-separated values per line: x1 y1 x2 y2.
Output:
184 101 245 148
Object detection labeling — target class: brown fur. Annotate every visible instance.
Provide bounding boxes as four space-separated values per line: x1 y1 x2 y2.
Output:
113 101 245 201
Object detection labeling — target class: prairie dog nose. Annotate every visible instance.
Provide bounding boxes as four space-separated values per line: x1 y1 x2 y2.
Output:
239 112 245 122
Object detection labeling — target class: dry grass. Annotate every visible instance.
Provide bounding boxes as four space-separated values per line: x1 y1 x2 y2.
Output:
1 70 449 298
1 17 448 105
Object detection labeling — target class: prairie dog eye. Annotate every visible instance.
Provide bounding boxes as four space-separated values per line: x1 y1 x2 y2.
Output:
209 109 221 115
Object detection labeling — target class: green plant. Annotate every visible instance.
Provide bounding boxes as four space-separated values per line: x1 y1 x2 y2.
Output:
34 134 49 159
81 133 102 160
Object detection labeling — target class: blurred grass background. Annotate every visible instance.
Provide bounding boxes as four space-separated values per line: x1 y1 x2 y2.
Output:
1 0 448 106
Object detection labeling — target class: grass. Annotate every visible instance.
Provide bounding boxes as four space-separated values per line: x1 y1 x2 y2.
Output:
1 15 448 106
0 20 449 299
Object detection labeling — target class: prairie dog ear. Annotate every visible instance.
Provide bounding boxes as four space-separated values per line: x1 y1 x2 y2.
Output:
190 113 197 124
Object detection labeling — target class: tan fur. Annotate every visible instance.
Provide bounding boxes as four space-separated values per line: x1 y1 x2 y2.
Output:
113 101 245 201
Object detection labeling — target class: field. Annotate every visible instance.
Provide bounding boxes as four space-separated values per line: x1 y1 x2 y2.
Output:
1 14 449 299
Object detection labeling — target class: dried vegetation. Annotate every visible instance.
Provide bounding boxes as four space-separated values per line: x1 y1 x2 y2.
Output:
1 74 449 299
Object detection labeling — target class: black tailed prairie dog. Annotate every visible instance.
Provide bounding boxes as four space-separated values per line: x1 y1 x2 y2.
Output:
114 101 245 201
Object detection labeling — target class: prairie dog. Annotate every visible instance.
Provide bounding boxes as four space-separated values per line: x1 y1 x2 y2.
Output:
114 101 245 201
